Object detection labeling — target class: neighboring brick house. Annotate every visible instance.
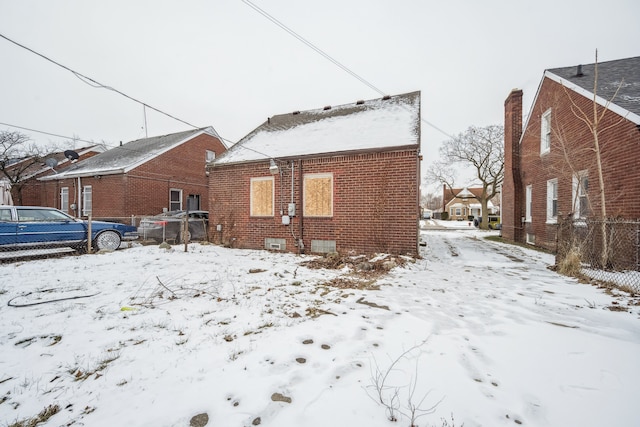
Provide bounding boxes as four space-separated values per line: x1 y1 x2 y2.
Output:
38 127 227 221
207 92 421 256
3 145 104 206
442 185 499 221
502 56 640 251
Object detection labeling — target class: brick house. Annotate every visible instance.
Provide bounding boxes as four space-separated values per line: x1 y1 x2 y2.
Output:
502 56 640 251
207 92 421 255
3 145 104 206
39 127 227 221
442 185 499 221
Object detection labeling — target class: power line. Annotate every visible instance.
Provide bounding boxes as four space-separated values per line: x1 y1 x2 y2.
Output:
0 32 217 135
0 121 97 146
241 0 453 140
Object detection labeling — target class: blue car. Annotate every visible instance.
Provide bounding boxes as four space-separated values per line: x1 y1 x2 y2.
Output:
0 206 137 253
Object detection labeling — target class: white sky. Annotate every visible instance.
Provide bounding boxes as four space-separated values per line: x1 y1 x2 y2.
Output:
1 0 639 189
1 227 639 426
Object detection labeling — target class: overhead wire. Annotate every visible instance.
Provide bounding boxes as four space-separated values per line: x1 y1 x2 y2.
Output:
241 0 454 140
0 32 217 136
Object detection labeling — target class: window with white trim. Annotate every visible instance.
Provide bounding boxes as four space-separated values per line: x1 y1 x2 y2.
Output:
525 185 532 222
303 173 333 217
60 187 69 213
82 185 92 216
205 150 215 162
170 189 182 211
250 177 274 217
546 179 558 222
572 171 589 219
541 108 551 154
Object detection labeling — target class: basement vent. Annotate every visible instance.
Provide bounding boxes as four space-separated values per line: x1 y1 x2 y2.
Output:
265 238 286 251
356 100 364 105
311 239 336 254
382 95 391 100
323 105 331 110
292 111 300 115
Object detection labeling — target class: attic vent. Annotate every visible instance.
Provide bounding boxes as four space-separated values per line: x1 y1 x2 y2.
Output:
323 105 331 110
292 111 300 115
382 95 391 100
576 64 584 77
356 100 364 105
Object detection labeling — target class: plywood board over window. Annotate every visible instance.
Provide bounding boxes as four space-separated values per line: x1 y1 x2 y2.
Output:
304 173 333 217
251 177 274 217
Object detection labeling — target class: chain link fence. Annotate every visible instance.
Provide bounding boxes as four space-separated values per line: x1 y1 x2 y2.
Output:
557 217 640 293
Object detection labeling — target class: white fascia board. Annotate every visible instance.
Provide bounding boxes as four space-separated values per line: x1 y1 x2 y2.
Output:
38 169 124 181
545 71 640 125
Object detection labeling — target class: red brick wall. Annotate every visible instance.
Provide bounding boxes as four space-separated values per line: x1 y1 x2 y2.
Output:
509 78 640 251
208 149 421 256
36 134 226 222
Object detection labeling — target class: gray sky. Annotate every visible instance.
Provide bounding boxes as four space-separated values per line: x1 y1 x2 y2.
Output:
1 0 638 190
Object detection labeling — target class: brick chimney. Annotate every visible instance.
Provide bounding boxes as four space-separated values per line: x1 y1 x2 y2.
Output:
503 89 524 242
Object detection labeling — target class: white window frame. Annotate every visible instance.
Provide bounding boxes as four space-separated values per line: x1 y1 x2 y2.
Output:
82 185 92 216
546 178 558 223
572 171 589 219
60 187 69 213
170 188 183 211
541 108 551 154
205 150 216 162
525 185 532 222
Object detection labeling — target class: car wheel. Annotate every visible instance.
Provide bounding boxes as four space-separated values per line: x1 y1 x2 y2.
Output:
94 230 121 251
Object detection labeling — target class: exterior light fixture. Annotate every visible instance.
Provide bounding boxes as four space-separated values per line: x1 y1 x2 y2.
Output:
269 159 279 174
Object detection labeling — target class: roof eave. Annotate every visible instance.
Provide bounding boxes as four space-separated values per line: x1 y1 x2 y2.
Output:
546 71 640 125
209 144 420 169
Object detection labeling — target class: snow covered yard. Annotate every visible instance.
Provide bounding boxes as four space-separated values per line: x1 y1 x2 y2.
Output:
1 229 639 427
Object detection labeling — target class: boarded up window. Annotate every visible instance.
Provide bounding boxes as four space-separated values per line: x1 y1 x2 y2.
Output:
304 173 333 217
250 177 274 216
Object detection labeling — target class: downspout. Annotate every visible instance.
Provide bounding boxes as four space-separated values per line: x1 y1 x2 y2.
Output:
77 177 82 217
298 159 304 254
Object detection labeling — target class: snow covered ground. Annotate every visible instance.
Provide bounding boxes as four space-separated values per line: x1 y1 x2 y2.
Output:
1 225 639 427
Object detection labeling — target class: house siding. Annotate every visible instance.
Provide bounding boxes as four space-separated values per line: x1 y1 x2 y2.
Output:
504 76 640 252
208 149 420 256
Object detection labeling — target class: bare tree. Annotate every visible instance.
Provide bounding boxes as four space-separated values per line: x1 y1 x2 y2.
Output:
0 130 57 205
420 192 442 212
427 125 504 229
554 52 626 268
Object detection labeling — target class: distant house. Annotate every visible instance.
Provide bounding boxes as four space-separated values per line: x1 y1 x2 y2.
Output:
443 186 498 221
502 56 640 251
207 92 422 255
4 145 104 206
39 127 227 221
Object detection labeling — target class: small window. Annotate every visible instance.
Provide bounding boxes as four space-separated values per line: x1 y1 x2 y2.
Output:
0 208 12 221
251 177 274 217
170 189 182 211
525 185 532 222
541 109 551 154
60 187 69 213
573 172 589 219
304 173 333 217
206 150 216 162
546 179 558 223
82 185 92 216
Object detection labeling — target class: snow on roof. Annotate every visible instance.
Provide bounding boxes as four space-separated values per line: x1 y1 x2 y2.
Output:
214 91 420 165
40 127 218 180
